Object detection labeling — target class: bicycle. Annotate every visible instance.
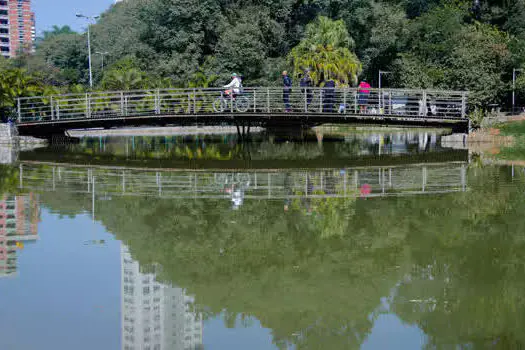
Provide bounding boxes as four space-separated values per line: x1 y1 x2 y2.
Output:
213 91 250 113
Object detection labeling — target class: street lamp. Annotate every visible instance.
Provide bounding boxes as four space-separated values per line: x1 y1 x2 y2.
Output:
513 68 523 112
378 70 392 89
95 51 109 70
378 70 392 111
76 13 99 88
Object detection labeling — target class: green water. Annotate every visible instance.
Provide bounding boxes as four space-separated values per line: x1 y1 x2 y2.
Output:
0 129 524 349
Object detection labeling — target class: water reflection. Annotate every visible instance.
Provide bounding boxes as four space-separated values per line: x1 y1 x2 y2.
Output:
121 246 203 350
19 163 467 205
18 130 459 170
0 194 39 278
3 131 525 349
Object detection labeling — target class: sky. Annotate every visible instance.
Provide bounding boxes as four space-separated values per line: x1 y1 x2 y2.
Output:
32 0 114 34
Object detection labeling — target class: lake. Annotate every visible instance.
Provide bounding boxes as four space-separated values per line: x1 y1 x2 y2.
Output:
0 128 523 350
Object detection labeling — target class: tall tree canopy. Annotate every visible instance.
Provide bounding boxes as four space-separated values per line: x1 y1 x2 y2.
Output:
5 0 525 107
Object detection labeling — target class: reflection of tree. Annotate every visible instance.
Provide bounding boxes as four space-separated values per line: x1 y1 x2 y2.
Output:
379 167 525 349
0 165 19 195
58 194 406 349
35 165 525 349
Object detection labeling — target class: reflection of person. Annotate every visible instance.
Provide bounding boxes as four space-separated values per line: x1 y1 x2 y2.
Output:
282 71 293 112
358 79 371 113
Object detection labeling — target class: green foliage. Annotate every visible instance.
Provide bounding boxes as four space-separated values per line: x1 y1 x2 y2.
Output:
101 57 149 90
394 6 511 106
0 68 45 120
289 16 362 86
11 0 525 107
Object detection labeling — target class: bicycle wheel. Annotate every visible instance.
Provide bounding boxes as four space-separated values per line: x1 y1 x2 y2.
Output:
213 97 226 113
235 96 250 112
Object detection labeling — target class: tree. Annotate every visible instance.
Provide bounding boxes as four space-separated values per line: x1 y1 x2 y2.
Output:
101 57 149 90
0 68 44 120
393 5 511 106
40 25 76 41
288 16 362 86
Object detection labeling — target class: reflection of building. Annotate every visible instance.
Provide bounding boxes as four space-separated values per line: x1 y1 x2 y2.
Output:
0 194 40 277
121 246 203 350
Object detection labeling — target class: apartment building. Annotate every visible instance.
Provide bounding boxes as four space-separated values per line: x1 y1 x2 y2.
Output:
0 0 35 58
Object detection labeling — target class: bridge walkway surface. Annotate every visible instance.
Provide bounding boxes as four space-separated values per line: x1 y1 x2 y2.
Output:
15 87 469 137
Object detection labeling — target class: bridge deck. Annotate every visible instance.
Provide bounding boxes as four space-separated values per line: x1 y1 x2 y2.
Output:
15 87 469 136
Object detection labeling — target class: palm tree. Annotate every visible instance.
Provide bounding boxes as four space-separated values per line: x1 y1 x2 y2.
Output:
102 68 145 90
288 16 362 86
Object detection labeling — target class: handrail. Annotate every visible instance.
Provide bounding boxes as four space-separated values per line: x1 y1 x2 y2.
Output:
16 86 469 123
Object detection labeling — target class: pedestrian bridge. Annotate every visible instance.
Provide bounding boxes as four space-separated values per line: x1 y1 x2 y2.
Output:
15 87 469 137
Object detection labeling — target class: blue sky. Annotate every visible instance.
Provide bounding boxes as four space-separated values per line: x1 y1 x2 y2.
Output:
33 0 114 34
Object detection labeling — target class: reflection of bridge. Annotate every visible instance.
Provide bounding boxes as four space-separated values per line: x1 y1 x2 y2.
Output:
16 87 469 137
19 162 467 200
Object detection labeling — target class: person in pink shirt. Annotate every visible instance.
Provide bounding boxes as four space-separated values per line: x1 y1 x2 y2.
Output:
358 79 371 113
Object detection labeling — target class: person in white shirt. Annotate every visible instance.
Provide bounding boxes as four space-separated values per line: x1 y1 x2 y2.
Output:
224 73 242 97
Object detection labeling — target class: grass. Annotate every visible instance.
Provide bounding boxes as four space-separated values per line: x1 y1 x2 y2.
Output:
498 120 525 136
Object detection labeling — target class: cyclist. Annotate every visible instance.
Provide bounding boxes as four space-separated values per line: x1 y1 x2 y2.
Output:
224 73 243 98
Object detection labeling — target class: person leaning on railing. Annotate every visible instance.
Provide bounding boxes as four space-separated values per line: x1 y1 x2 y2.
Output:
358 79 371 113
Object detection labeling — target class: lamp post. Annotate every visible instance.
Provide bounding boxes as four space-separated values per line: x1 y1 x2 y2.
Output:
378 70 392 111
76 13 99 89
378 70 392 89
95 51 109 70
513 68 523 112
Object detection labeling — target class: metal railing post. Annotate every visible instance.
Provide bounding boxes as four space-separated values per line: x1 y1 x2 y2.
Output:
422 90 427 117
304 88 307 113
461 92 467 118
120 92 125 117
389 90 392 115
267 88 270 113
319 89 323 113
156 89 161 115
253 90 257 113
56 101 60 120
85 93 91 119
187 92 192 114
50 96 54 121
343 88 347 114
193 88 197 114
17 98 21 122
230 90 234 113
354 90 358 114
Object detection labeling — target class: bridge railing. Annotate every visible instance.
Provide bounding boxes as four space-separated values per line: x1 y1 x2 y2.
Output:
16 87 468 123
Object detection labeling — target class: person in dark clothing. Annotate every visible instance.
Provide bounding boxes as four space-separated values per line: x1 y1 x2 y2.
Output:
300 69 313 109
282 71 292 112
323 79 336 113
